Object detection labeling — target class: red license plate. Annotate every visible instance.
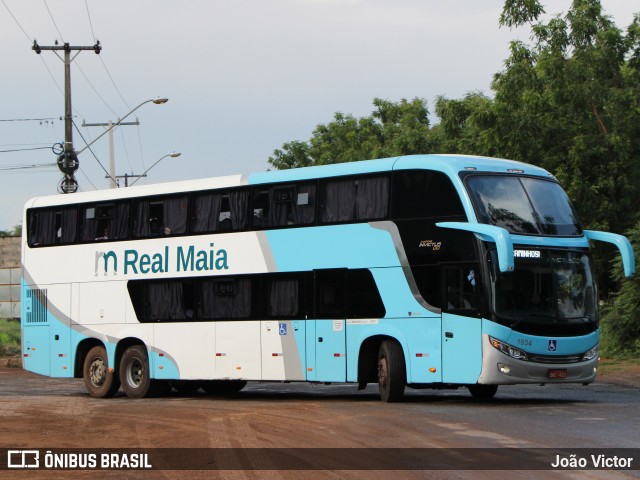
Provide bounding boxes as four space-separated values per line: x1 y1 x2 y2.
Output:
548 369 568 379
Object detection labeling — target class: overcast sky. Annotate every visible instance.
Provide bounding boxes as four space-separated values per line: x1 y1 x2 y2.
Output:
0 0 637 230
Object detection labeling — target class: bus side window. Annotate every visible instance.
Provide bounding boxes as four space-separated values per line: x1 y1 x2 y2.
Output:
443 266 480 315
346 269 385 318
29 210 55 246
270 186 295 227
29 208 76 246
193 190 250 233
316 269 347 318
227 190 250 231
192 192 223 233
252 188 269 228
391 170 465 219
252 183 317 229
267 276 300 318
320 175 389 224
133 196 188 237
55 208 77 244
198 277 252 319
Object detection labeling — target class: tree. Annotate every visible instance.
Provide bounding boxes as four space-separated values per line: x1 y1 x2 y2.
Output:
268 0 640 309
0 225 21 237
601 222 640 355
436 1 640 295
489 0 640 238
268 98 434 169
432 92 496 156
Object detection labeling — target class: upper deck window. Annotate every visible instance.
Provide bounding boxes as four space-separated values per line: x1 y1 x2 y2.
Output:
192 190 250 233
392 170 465 219
133 196 188 237
28 207 77 246
80 202 130 241
319 175 389 223
466 176 582 236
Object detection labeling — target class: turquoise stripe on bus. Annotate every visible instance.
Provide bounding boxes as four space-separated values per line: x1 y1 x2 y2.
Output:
264 224 401 272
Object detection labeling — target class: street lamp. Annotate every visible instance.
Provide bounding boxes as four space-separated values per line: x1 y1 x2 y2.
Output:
76 97 169 156
126 152 182 187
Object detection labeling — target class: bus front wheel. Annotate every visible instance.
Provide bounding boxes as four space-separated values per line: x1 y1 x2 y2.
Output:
377 340 406 402
83 345 120 398
468 384 498 400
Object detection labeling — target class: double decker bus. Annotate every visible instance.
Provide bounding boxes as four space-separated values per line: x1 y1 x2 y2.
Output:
21 154 635 401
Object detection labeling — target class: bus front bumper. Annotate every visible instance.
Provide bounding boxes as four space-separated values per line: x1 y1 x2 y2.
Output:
477 335 598 385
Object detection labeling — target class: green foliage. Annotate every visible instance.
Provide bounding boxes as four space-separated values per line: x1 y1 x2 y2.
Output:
433 92 496 156
268 97 434 169
0 225 22 237
499 0 545 28
0 319 21 357
439 0 640 296
269 1 640 354
600 222 640 356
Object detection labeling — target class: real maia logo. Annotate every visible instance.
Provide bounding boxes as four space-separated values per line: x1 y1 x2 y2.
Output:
95 243 229 276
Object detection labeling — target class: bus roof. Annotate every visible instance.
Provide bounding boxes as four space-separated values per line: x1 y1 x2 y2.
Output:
25 154 554 209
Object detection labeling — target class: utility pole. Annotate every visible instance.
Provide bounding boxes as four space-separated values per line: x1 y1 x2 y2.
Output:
82 118 140 188
113 172 143 187
33 40 102 193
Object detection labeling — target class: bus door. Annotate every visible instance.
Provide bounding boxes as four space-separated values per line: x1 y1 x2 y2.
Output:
441 264 482 384
306 270 347 382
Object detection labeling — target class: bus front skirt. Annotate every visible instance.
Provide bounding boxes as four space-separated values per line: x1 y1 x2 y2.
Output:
477 335 598 386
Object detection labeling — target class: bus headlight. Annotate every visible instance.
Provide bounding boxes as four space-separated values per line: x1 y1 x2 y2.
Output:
489 337 528 361
582 345 599 361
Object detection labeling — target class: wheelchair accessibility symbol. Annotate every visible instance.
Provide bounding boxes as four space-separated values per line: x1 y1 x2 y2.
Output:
279 323 287 336
548 340 557 352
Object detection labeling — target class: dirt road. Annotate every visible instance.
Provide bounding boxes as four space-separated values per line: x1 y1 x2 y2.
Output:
1 364 638 479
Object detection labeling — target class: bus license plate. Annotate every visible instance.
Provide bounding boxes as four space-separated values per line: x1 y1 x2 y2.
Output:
548 369 568 379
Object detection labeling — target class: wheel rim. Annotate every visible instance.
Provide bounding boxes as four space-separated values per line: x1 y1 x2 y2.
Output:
377 357 388 389
89 358 106 387
126 358 144 388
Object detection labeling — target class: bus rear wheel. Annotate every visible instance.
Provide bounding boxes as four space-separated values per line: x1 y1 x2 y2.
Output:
377 340 406 402
83 345 120 398
119 345 155 398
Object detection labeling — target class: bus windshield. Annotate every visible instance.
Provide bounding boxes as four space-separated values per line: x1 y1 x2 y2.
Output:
487 249 598 334
466 176 582 236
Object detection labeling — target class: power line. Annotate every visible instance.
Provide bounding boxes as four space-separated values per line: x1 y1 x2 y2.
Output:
75 60 120 118
0 117 58 122
84 0 97 41
98 56 132 111
73 120 116 184
0 162 57 171
38 55 65 97
43 0 65 43
0 143 54 147
0 146 54 153
83 0 132 111
1 0 32 42
77 166 97 190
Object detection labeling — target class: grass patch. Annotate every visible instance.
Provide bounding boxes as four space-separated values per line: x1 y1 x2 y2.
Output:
0 318 21 357
597 357 640 375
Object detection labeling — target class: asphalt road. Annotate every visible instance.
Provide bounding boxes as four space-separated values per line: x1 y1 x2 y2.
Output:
0 368 638 479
